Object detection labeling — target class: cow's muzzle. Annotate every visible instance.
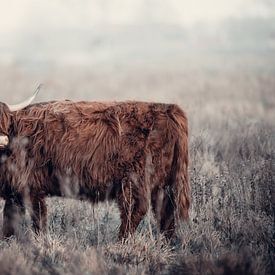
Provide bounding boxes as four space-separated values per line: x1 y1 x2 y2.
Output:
0 135 9 149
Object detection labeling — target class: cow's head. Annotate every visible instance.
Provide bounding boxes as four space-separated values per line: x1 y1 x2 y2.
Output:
0 103 11 149
0 85 41 150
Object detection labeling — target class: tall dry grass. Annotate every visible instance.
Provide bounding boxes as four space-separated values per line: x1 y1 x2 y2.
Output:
0 67 274 274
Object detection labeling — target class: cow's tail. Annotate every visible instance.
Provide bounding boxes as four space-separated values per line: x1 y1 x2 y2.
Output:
169 105 190 221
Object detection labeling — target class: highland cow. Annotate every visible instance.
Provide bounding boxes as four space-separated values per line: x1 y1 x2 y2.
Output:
0 90 190 239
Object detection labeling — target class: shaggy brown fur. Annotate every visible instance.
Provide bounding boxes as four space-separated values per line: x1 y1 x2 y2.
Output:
0 100 190 239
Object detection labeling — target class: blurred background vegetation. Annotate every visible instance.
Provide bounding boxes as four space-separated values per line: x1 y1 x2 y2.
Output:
0 1 274 274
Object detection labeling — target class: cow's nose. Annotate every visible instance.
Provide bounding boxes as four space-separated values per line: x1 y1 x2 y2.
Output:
0 135 9 148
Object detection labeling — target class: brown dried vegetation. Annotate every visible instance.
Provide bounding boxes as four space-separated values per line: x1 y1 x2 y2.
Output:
0 67 274 275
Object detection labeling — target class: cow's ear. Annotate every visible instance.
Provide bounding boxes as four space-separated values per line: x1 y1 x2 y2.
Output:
0 103 11 134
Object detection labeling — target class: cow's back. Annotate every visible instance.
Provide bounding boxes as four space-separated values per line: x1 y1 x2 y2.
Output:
12 101 184 195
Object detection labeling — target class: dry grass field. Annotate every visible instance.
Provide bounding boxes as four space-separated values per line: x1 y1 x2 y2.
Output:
0 66 274 274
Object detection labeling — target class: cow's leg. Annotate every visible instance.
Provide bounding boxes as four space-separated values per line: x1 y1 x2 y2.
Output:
30 196 47 234
3 196 25 238
117 178 149 240
151 187 164 228
159 187 176 239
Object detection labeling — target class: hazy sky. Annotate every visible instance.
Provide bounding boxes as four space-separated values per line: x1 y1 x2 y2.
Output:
0 0 273 33
0 0 274 68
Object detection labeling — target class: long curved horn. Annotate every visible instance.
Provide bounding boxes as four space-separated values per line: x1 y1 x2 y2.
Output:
8 84 42 112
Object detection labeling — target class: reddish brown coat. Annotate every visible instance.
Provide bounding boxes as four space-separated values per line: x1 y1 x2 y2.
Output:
0 100 190 239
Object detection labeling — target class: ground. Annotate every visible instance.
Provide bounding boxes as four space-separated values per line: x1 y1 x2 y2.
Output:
0 66 274 274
